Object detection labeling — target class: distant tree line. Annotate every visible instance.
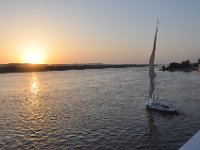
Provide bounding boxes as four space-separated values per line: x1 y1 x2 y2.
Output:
162 58 200 71
0 63 148 74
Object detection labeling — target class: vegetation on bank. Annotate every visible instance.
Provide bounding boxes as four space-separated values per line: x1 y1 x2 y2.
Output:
0 63 148 74
162 59 200 71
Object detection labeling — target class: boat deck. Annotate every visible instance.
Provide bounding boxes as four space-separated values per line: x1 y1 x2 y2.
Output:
179 130 200 150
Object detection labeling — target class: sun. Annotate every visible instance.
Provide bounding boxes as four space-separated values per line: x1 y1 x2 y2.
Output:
22 46 45 64
25 53 43 64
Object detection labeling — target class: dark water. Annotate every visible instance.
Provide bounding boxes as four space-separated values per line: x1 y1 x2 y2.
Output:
0 67 200 150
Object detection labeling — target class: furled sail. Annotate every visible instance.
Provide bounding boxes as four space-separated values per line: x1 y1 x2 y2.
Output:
149 20 159 98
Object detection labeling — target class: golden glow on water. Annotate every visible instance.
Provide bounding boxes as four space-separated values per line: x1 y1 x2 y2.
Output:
30 75 40 107
23 73 48 127
31 76 38 94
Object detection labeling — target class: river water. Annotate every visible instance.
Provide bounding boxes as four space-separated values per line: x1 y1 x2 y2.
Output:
0 67 200 150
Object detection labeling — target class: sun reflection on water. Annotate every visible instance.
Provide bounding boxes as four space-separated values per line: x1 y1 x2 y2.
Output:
25 73 46 122
31 77 38 93
30 74 39 106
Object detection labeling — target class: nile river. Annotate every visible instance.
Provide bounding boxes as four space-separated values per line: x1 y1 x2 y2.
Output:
0 67 200 150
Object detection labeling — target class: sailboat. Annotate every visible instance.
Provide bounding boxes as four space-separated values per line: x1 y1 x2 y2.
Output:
145 20 177 113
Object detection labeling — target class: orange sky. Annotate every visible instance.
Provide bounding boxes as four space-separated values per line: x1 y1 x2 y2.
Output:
1 1 200 64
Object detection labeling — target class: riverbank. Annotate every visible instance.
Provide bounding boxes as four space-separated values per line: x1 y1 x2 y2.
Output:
161 67 198 72
161 59 199 72
0 63 148 74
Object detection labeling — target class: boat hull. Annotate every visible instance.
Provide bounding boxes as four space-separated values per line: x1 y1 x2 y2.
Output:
145 99 177 113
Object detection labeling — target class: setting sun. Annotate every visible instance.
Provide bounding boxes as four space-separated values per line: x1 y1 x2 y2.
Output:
21 46 45 64
25 53 43 64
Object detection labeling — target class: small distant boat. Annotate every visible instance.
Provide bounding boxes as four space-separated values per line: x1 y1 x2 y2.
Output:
145 98 177 112
145 20 177 113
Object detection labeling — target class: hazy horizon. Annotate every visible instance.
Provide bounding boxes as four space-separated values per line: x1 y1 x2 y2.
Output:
1 0 200 64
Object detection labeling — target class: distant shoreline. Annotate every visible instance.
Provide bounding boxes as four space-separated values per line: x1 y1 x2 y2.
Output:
160 59 199 72
0 63 148 74
161 68 198 72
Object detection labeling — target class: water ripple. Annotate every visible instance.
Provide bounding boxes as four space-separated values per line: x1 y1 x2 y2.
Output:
0 68 200 149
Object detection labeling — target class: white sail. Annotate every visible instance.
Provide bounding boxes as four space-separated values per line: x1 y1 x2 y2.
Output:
149 20 159 98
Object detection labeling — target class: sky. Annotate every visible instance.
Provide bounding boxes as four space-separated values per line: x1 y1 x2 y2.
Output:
0 0 200 64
